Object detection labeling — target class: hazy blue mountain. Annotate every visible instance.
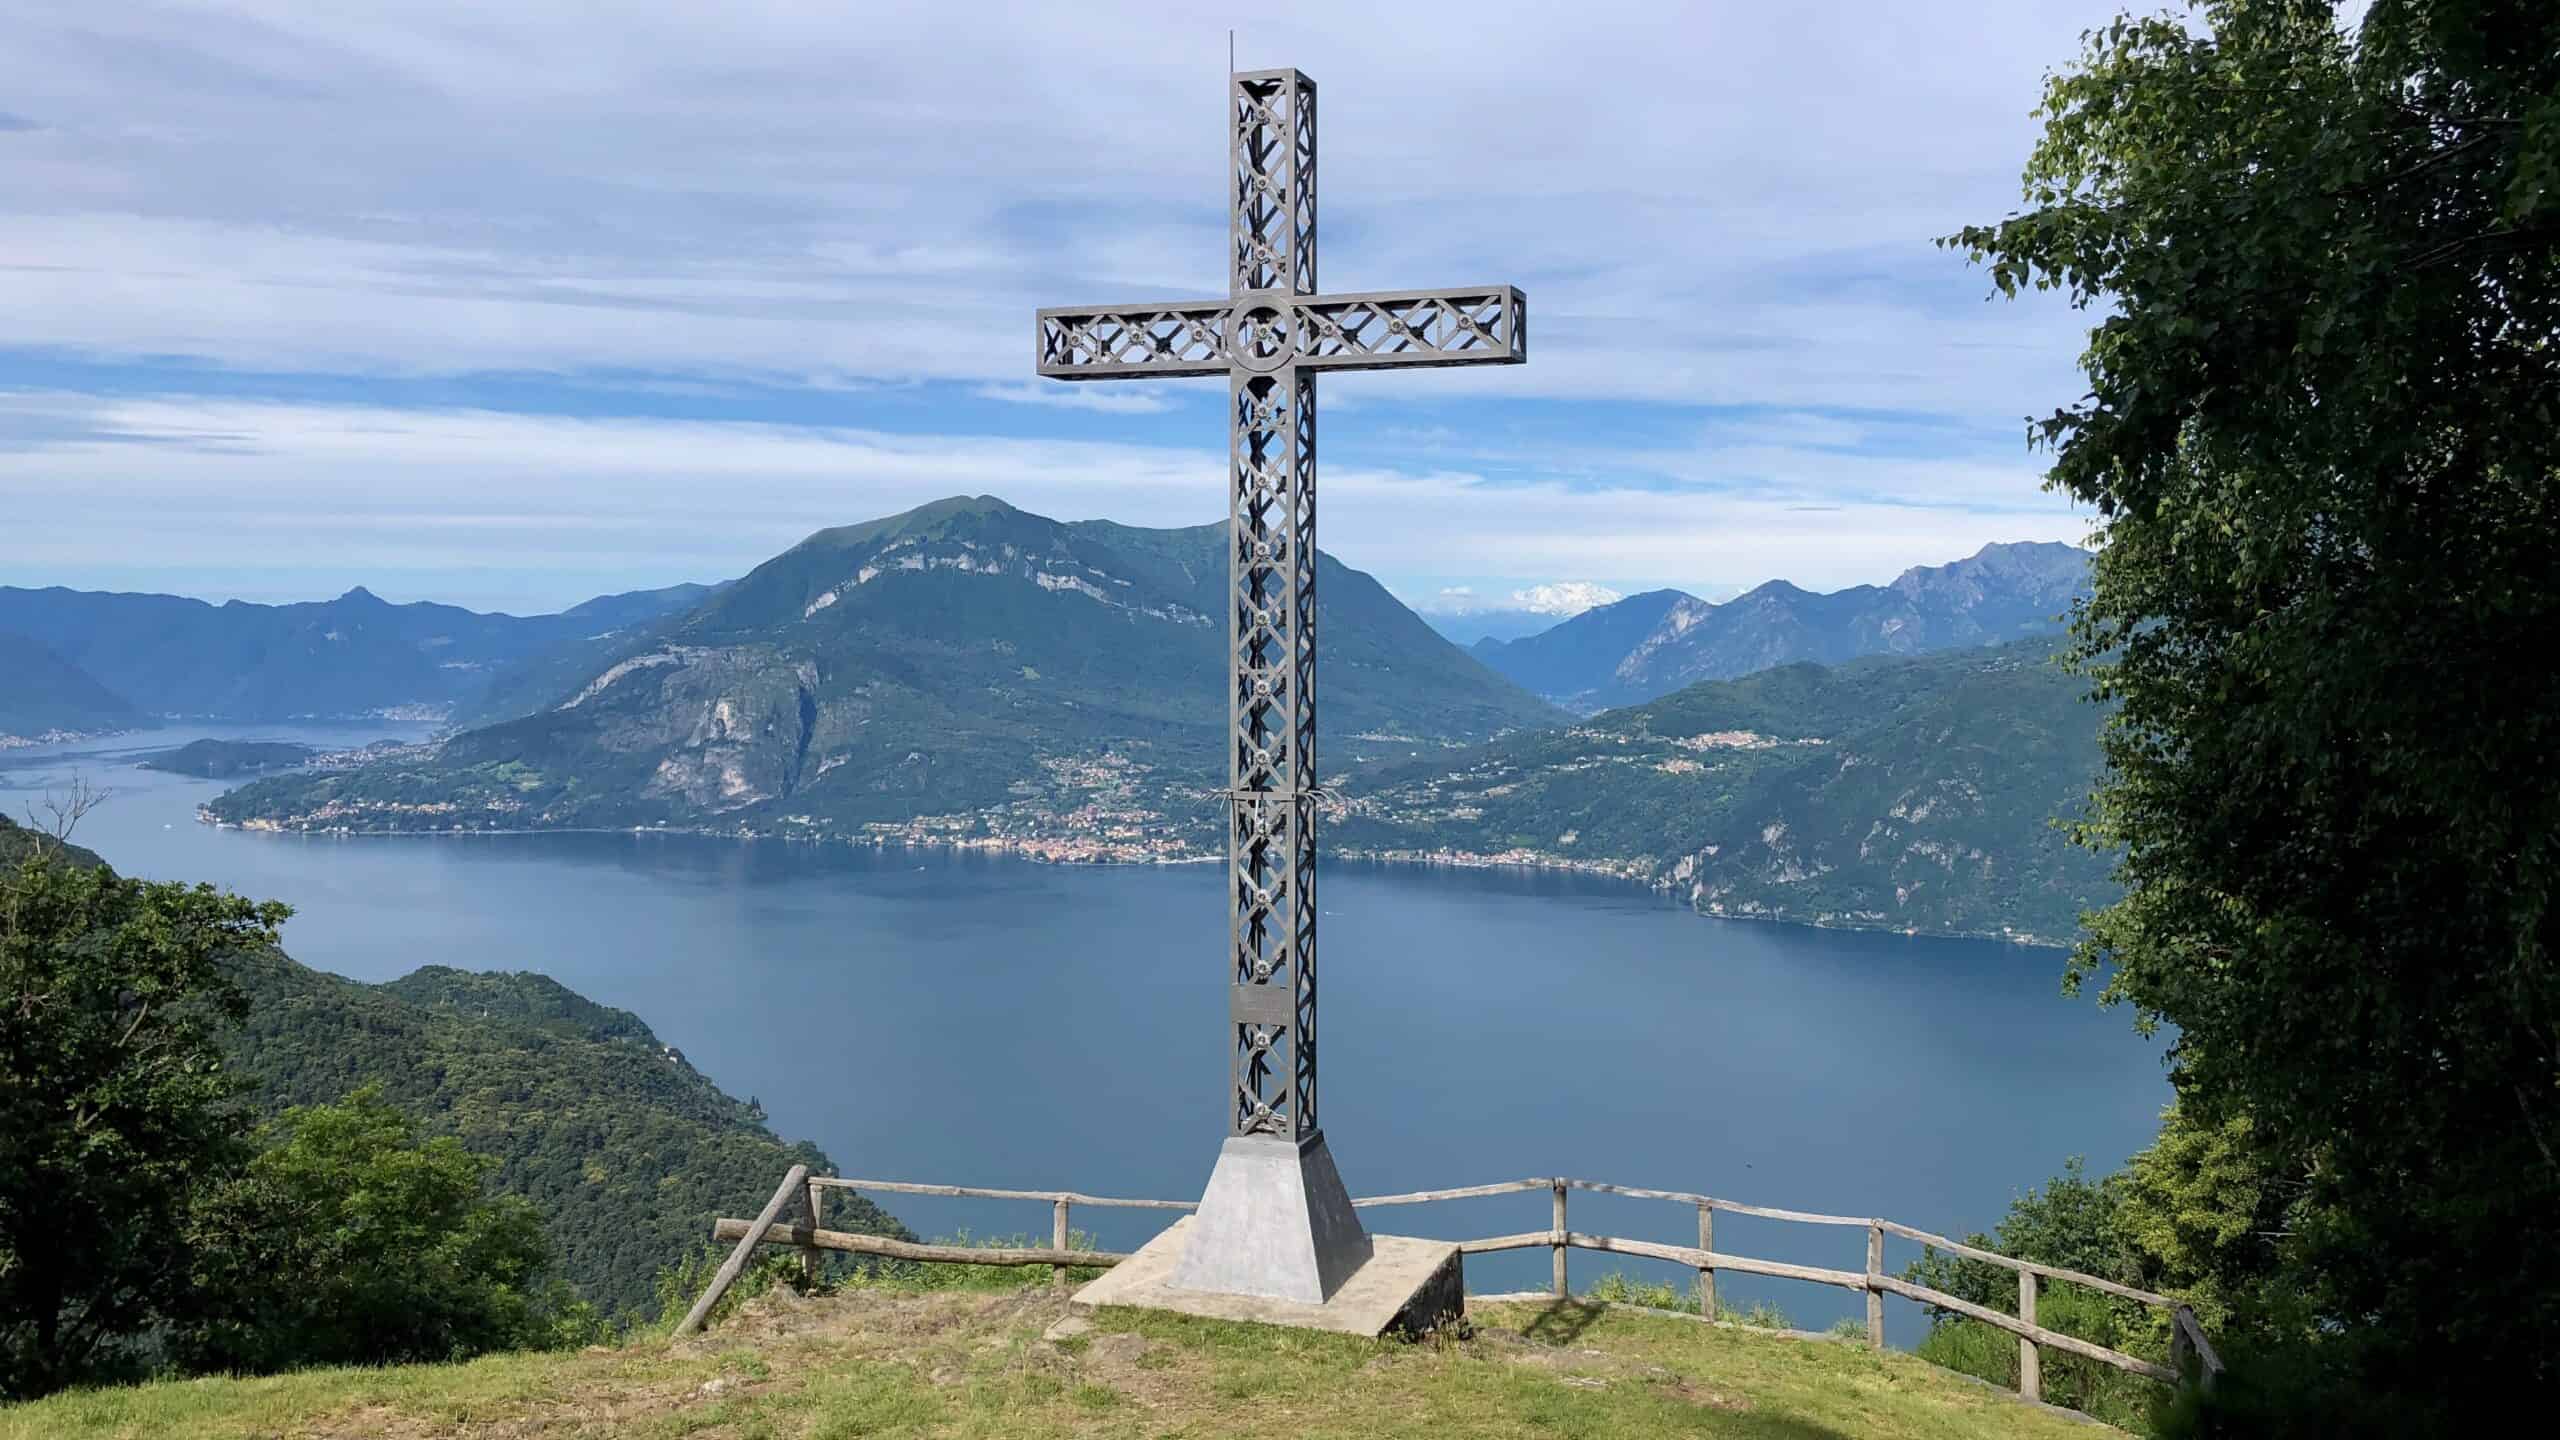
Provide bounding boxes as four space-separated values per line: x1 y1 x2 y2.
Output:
1471 542 2091 712
211 496 1560 841
0 631 149 739
0 580 714 723
1425 608 1580 646
1467 589 1697 700
558 582 723 630
1336 637 2113 942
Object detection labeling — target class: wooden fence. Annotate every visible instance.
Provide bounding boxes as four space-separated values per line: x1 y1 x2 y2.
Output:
693 1170 2224 1407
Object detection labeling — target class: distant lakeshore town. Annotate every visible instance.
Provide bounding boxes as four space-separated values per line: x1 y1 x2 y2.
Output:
194 739 1663 882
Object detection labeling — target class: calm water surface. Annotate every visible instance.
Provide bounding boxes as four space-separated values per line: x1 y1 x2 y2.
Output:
3 724 2167 1341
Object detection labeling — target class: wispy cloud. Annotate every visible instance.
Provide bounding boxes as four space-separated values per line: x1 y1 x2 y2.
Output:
1415 581 1625 617
0 1 2107 413
0 393 2089 613
0 0 2121 610
971 382 1178 415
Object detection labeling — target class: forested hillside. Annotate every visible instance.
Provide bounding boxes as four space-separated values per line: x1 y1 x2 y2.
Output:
223 954 905 1317
0 813 897 1319
0 813 104 868
1335 639 2112 941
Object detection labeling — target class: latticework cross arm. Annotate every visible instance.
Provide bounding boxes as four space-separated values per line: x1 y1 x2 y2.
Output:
1037 302 1232 380
1293 286 1526 373
1036 287 1526 382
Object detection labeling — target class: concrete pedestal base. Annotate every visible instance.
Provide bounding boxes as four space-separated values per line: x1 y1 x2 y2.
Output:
1168 1130 1371 1303
1072 1216 1464 1338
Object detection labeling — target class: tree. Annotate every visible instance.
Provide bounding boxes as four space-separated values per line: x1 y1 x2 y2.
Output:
182 1085 596 1373
1905 1110 2291 1428
2111 1106 2295 1341
1951 0 2560 1423
0 819 289 1398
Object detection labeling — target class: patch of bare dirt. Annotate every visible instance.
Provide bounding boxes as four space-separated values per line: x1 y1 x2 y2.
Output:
1083 1331 1152 1371
1653 1373 1753 1412
1469 1320 1754 1412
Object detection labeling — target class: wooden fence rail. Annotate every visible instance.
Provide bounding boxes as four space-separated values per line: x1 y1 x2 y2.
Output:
805 1176 1195 1291
676 1164 806 1338
698 1171 2224 1407
712 1218 1128 1269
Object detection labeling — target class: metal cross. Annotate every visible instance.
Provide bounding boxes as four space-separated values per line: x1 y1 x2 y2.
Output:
1036 69 1526 1147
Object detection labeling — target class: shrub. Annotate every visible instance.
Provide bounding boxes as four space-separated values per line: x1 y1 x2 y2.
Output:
1718 1298 1792 1331
1587 1271 1692 1311
183 1085 600 1372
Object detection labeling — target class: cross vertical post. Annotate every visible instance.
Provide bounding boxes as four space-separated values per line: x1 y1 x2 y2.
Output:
1226 363 1321 1142
1035 65 1525 1306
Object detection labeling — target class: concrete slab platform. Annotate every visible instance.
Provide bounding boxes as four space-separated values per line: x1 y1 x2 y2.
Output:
1072 1217 1463 1338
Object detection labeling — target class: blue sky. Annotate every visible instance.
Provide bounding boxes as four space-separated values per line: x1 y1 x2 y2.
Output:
0 1 2130 616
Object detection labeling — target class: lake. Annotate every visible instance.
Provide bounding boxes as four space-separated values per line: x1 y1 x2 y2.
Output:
2 723 2169 1342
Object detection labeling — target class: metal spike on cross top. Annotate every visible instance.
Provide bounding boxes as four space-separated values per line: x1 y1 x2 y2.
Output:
1035 67 1525 1305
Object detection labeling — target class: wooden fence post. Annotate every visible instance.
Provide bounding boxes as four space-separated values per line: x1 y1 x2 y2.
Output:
1865 1223 1885 1350
1551 1182 1568 1297
1697 1203 1716 1319
802 1175 824 1286
677 1164 809 1338
2171 1303 2223 1394
2018 1270 2041 1403
1052 1199 1072 1293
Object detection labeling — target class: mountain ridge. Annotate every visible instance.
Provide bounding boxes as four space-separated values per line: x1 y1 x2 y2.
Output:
1471 541 2090 712
0 631 148 741
0 579 716 724
209 495 1560 851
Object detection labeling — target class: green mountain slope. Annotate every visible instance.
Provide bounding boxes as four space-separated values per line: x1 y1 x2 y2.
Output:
1333 639 2114 942
0 814 106 869
208 496 1559 850
224 953 906 1317
0 632 147 740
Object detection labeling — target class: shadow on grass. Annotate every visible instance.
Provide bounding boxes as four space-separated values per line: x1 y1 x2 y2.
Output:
1730 1420 1861 1439
1516 1297 1607 1346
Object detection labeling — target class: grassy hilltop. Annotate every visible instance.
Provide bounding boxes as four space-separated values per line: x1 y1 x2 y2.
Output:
2 1288 2111 1440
